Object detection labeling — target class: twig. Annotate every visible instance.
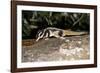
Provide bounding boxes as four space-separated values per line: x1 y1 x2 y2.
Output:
71 14 84 28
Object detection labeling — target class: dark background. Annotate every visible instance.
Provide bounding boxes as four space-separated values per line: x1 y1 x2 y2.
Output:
22 10 90 39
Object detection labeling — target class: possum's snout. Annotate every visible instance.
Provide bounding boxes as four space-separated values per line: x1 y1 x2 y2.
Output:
36 37 42 42
36 38 39 42
36 29 45 42
36 34 42 42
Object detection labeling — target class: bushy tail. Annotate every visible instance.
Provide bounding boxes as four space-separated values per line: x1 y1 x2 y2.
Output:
63 30 88 36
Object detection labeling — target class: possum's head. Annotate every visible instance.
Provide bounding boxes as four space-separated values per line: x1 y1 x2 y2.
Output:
36 29 44 42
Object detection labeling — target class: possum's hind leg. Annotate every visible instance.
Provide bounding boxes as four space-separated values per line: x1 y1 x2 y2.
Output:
59 37 70 42
59 37 66 40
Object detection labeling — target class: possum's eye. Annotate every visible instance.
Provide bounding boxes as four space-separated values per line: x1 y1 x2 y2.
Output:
38 31 42 36
39 30 44 36
37 30 44 37
36 31 40 38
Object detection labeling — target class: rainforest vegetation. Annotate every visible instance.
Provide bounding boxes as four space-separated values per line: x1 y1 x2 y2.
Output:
22 10 90 39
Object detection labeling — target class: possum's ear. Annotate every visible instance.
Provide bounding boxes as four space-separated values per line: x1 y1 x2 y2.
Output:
58 30 63 36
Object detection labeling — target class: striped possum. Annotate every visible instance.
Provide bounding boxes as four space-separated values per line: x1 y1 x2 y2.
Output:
36 27 87 41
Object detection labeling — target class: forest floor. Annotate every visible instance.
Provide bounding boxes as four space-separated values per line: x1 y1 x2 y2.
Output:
22 35 90 62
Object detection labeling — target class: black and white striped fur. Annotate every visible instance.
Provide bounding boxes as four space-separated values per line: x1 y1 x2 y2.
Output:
36 27 87 42
36 27 65 41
